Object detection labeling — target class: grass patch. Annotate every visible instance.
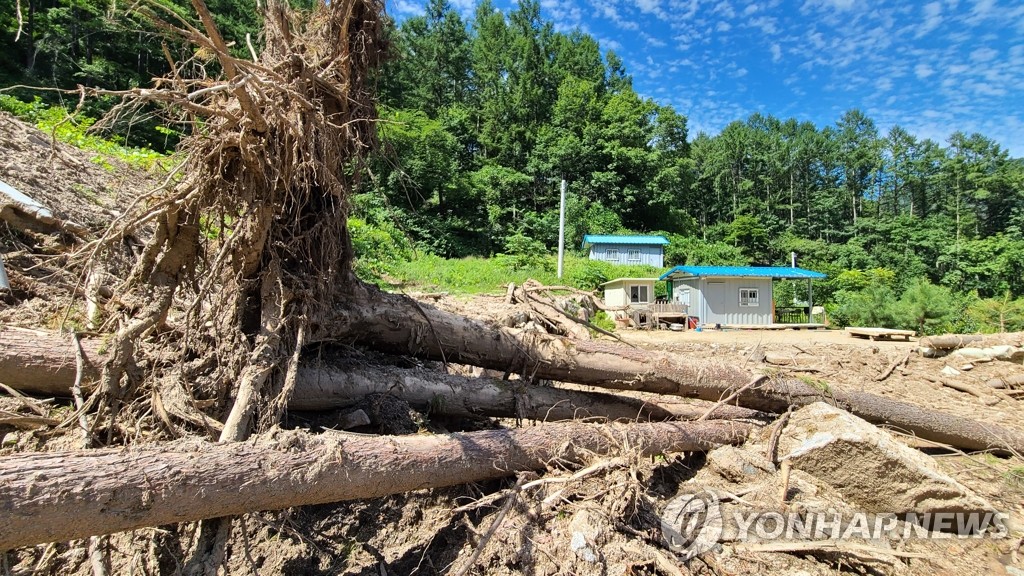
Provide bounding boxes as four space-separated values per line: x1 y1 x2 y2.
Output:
1 95 171 171
797 375 831 394
1006 466 1024 490
387 254 667 295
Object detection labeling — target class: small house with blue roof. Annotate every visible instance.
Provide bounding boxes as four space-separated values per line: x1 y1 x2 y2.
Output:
582 234 669 267
660 266 827 327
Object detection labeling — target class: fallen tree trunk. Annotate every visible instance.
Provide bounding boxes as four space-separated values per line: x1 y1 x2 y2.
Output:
556 384 772 422
919 334 985 350
324 288 1024 454
0 331 717 424
292 362 679 422
0 420 750 549
5 312 1024 453
0 328 100 397
986 375 1024 389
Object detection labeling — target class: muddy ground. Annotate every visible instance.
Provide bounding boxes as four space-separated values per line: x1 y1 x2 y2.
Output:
1 113 1023 575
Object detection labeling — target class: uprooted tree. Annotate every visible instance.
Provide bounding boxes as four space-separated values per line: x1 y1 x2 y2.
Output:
2 0 1024 562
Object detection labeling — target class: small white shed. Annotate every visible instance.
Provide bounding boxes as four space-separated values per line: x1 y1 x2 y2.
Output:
660 266 826 326
600 277 657 307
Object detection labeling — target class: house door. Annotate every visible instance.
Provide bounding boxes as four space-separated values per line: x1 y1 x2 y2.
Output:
704 282 727 325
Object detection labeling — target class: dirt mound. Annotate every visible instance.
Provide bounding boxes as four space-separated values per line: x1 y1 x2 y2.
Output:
0 112 156 229
0 112 162 327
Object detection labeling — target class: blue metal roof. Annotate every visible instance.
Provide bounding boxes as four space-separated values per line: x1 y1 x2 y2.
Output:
582 234 670 248
659 266 827 280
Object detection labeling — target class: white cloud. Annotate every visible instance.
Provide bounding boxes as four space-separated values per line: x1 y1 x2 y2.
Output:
542 0 584 28
643 32 668 47
770 43 782 62
717 21 732 31
635 0 665 16
966 0 996 24
917 2 944 37
596 4 642 31
391 0 421 16
914 63 935 78
449 0 474 13
875 77 894 92
596 35 624 51
801 0 857 13
743 3 760 16
747 16 778 34
970 46 998 62
712 0 736 18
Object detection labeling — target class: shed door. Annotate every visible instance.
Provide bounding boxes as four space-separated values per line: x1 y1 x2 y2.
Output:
704 282 727 324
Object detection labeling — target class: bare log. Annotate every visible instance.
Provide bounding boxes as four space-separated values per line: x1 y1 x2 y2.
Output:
0 420 750 549
921 374 986 398
0 202 89 238
0 330 699 423
294 362 677 422
0 328 101 397
919 335 984 350
556 384 772 422
986 375 1024 389
5 308 1024 453
323 288 1024 454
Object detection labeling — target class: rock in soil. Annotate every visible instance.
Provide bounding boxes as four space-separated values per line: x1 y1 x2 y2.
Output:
777 402 993 516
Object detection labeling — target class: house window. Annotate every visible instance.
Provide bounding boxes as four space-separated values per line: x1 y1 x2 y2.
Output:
627 249 641 263
605 248 619 262
630 285 650 304
739 288 759 307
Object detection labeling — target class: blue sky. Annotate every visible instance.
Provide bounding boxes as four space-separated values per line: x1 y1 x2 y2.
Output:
389 0 1024 157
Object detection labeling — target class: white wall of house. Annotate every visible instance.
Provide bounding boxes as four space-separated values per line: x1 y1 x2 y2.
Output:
588 244 664 267
602 279 656 307
671 277 773 325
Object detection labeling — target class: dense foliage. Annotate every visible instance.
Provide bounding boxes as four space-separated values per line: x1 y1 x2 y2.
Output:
365 1 1024 292
3 0 1024 333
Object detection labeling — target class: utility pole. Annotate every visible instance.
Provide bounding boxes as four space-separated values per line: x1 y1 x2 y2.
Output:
557 178 566 279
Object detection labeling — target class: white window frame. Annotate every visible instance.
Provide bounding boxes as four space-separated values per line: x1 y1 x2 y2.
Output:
627 249 641 263
605 248 619 262
629 284 650 304
739 288 759 307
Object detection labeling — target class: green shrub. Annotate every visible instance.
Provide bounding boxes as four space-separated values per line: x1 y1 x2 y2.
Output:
350 217 413 284
590 310 616 333
566 260 609 291
830 285 899 329
968 292 1024 333
894 279 956 335
500 233 549 270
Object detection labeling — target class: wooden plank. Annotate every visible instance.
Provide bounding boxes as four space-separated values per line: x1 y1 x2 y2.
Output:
845 327 915 341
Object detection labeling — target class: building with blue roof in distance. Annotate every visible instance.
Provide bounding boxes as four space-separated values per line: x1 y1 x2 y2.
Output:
660 265 827 327
582 234 669 267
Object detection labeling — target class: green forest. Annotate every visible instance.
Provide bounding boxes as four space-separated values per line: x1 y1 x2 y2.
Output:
3 0 1024 332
